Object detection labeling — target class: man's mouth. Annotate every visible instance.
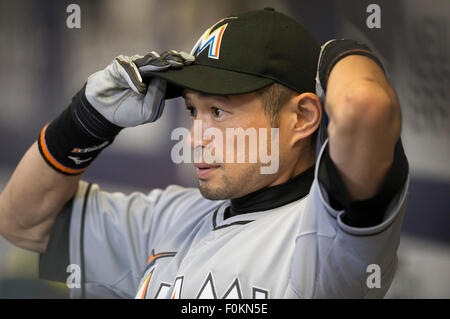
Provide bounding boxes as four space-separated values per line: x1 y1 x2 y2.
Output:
194 163 221 179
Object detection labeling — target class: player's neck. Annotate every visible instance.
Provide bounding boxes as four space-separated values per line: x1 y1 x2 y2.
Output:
291 153 316 180
225 164 315 219
268 149 316 188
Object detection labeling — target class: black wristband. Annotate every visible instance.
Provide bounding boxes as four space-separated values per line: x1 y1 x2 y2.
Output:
37 85 123 175
319 40 385 91
318 139 408 228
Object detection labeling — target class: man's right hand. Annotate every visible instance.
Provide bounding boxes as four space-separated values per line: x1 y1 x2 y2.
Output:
85 50 194 127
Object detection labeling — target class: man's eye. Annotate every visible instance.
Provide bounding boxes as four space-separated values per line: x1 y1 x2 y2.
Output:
186 106 197 118
211 107 225 118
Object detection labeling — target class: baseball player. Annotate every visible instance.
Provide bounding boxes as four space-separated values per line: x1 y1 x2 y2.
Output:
0 8 408 298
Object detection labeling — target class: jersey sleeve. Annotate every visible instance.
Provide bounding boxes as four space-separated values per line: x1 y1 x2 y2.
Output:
289 139 410 298
38 181 204 298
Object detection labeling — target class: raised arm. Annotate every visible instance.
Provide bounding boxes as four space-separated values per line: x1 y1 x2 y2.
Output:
0 51 194 253
318 40 402 201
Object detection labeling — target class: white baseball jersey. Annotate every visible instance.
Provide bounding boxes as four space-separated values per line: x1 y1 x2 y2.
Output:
39 140 409 298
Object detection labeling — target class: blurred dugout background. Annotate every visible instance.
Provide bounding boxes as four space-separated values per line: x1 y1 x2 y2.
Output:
0 0 448 298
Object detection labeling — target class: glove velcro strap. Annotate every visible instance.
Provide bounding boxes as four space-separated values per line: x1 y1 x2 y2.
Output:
319 40 385 91
38 87 123 175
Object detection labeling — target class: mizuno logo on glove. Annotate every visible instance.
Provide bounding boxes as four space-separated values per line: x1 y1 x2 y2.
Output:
68 156 93 165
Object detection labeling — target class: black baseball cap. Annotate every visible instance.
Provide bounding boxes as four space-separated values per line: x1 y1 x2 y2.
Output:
145 8 320 99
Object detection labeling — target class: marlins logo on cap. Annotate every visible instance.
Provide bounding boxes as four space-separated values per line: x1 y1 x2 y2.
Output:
191 17 237 59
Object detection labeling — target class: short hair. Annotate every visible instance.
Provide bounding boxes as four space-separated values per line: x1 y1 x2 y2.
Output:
256 82 296 127
256 82 318 148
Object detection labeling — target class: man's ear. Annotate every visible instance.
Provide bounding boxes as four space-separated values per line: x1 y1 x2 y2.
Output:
289 93 322 147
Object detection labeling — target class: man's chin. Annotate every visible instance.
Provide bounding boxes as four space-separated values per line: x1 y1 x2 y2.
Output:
198 180 233 200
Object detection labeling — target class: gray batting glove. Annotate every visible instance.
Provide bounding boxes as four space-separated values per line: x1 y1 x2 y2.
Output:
85 50 194 127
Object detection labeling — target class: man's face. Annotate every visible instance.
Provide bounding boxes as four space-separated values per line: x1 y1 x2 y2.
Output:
184 90 290 200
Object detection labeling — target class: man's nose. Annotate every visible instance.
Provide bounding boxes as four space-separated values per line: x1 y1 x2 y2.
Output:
188 119 212 149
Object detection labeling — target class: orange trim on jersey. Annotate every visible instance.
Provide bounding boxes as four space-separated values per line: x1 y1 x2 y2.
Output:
140 272 152 299
147 250 176 265
39 124 87 175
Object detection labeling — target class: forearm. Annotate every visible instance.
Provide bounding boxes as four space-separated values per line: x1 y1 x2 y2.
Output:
0 51 191 253
0 87 117 252
325 55 402 200
0 142 80 252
